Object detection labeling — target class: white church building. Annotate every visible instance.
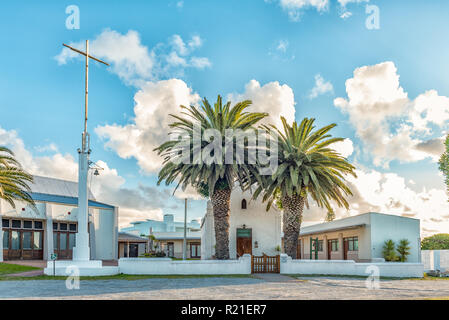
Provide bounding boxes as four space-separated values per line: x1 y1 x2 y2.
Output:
201 188 282 259
0 175 118 262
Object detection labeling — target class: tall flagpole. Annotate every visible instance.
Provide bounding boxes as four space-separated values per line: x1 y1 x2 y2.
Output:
62 41 109 261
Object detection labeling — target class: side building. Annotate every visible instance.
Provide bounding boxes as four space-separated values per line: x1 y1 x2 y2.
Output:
297 212 421 262
0 176 118 262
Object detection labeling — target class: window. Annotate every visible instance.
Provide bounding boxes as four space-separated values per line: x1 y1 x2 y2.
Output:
2 230 9 249
33 232 42 250
34 221 43 229
12 220 21 228
11 231 20 250
53 233 58 250
167 242 174 257
69 233 76 250
330 239 338 251
345 237 358 251
53 223 58 230
23 221 32 229
59 223 68 231
69 224 77 232
2 219 9 228
241 199 247 209
59 233 67 250
22 232 32 249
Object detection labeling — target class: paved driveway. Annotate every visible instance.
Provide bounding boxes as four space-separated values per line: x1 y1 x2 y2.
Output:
0 275 448 300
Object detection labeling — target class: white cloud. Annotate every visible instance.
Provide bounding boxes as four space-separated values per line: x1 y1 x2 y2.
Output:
55 29 210 86
96 79 200 173
0 126 179 228
334 61 448 167
337 0 369 7
276 40 289 53
228 79 296 128
332 138 354 158
302 167 449 236
339 11 352 19
309 74 334 99
176 1 184 9
279 0 329 21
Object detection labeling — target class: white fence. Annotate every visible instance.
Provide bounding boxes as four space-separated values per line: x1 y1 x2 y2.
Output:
119 254 252 275
280 254 423 278
421 250 449 272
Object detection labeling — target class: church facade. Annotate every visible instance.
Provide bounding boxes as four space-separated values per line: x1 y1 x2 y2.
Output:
201 188 282 259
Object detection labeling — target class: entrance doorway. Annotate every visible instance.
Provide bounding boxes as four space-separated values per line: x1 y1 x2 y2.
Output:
236 228 252 257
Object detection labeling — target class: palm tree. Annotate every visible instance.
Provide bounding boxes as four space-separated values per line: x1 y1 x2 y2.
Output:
155 95 267 259
0 147 35 209
253 117 356 258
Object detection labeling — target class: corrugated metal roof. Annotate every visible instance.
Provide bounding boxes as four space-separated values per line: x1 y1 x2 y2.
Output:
30 176 95 200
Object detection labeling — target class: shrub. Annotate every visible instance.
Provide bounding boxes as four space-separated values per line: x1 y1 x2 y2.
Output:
397 239 411 262
382 239 398 262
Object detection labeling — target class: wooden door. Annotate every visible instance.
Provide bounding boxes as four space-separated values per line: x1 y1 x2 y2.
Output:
343 239 349 260
327 240 332 260
237 237 252 257
8 230 21 260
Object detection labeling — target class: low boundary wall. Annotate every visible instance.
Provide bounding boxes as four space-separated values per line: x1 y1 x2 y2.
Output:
280 254 423 278
421 250 449 272
118 254 252 275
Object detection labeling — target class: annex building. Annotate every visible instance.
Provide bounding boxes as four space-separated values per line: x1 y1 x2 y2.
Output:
0 176 118 261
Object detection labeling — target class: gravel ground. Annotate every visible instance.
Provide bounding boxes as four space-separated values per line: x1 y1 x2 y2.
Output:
0 275 448 300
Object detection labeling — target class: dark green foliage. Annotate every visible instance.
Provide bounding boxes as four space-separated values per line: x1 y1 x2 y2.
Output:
421 233 449 250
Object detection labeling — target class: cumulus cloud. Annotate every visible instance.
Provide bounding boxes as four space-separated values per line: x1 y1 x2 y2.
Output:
96 79 200 173
334 61 449 167
228 79 296 128
0 126 182 228
55 29 211 86
302 167 449 237
279 0 329 21
309 74 334 99
332 138 354 158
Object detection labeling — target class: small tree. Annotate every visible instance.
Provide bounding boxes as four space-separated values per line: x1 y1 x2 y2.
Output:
382 239 397 262
396 239 411 262
439 134 449 200
421 233 449 250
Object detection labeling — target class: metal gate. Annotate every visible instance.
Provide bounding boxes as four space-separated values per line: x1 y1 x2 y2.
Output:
251 254 280 273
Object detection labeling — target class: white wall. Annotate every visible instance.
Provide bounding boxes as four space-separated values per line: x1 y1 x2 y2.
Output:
280 255 423 278
370 213 421 262
422 250 449 271
119 254 252 275
201 188 282 259
92 208 118 260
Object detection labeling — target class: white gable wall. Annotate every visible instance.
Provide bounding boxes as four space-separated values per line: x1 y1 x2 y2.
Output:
201 188 282 259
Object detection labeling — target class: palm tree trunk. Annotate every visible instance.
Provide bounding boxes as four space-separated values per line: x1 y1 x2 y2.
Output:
281 194 305 259
211 187 232 259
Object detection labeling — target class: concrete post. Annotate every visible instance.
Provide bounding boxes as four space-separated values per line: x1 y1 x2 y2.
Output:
44 203 54 261
73 148 90 261
338 233 344 260
323 235 328 260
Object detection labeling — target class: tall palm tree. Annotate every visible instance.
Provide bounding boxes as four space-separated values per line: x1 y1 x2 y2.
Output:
253 117 356 258
155 95 267 259
0 147 35 209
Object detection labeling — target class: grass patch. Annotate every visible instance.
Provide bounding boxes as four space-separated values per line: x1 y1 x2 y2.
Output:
0 263 41 276
0 273 254 282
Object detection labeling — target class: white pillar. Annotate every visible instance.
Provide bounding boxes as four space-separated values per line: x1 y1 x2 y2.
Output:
72 147 90 261
338 233 344 260
44 203 54 260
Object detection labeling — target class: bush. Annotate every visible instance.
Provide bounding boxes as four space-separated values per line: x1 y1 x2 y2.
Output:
421 233 449 250
397 239 411 262
382 239 398 262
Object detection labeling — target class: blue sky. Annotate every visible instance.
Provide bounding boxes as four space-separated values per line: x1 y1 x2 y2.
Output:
1 0 449 235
